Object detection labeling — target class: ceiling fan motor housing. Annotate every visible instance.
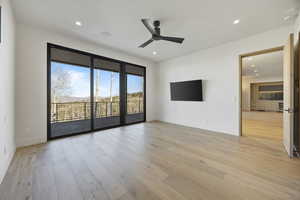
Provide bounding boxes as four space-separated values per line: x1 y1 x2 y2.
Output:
139 19 184 48
153 20 160 27
153 20 161 36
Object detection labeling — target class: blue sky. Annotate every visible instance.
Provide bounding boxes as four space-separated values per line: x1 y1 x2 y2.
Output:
51 62 143 98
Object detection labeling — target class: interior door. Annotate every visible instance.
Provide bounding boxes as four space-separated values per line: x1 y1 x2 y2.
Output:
283 33 294 157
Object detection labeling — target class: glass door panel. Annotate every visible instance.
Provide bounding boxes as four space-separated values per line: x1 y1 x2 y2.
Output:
127 74 144 114
125 73 145 124
50 61 91 137
93 58 121 129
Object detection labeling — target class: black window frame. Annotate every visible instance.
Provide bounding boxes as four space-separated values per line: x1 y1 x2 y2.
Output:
47 43 146 140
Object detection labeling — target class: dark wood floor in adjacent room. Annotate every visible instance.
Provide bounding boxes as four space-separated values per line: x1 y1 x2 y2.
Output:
1 122 300 200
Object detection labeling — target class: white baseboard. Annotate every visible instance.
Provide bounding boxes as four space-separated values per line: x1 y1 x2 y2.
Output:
1 137 45 184
16 137 46 148
0 148 16 185
156 120 239 137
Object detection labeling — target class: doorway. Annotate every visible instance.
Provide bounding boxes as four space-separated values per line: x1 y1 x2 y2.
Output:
241 49 284 141
239 34 297 157
47 44 146 140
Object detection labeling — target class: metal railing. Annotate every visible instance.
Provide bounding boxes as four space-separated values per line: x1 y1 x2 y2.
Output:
127 98 144 114
51 102 91 123
51 99 143 123
94 101 120 118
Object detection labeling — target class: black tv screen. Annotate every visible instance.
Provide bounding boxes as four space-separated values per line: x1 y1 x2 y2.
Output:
170 80 203 101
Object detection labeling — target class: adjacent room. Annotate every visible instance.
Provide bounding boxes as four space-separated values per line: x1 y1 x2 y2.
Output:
242 50 284 141
1 0 300 199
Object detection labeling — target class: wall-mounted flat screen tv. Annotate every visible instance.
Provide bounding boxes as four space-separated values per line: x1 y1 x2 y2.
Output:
170 80 203 101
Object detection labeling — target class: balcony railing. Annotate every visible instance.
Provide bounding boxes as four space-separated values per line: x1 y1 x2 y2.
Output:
127 98 144 114
51 99 143 123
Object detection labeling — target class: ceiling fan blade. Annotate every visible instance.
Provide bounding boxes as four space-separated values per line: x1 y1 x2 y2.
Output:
160 36 184 44
141 19 156 35
139 39 154 48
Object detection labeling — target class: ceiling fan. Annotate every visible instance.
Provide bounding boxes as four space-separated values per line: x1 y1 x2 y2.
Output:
139 19 185 48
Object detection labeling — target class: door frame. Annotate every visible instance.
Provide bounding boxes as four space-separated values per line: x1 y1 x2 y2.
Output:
238 46 284 136
47 43 146 140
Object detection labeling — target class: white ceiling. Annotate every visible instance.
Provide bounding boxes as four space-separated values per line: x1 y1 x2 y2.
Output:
11 0 299 62
242 51 283 78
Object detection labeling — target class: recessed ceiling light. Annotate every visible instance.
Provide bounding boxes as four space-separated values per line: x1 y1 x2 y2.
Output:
233 19 240 24
153 51 157 55
75 21 82 26
254 69 258 73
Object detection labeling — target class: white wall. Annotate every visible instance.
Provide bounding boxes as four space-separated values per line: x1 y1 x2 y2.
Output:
15 23 157 147
156 26 293 135
0 0 16 183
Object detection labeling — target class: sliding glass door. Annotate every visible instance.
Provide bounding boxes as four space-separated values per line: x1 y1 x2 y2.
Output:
93 58 121 129
125 65 145 124
48 44 146 139
50 48 92 137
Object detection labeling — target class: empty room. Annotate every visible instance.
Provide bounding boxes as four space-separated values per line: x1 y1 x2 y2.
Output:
1 0 300 199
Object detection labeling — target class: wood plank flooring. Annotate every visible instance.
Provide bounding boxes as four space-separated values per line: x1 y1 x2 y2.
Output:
242 111 283 140
1 121 300 200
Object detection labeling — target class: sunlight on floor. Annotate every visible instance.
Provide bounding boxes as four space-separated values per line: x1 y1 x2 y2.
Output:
242 111 282 141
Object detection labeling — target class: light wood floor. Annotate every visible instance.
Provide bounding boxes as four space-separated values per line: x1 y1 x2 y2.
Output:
1 121 300 200
242 111 283 140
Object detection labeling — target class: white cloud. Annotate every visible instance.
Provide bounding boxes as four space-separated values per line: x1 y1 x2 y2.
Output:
69 71 84 85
